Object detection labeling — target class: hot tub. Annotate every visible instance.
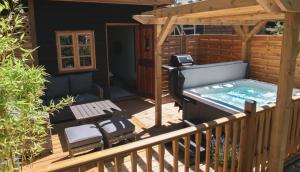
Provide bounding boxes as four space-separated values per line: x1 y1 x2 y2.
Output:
182 79 300 122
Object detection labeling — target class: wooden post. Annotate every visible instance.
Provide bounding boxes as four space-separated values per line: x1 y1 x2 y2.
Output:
28 0 39 66
238 100 257 172
234 21 267 61
154 24 162 126
270 12 300 172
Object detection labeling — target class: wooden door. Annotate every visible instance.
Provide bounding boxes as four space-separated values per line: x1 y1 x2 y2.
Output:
135 25 155 98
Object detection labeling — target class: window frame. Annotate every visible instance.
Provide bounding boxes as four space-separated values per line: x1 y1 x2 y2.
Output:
55 30 96 73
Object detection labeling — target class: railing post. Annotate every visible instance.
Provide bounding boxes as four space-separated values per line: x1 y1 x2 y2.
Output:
238 100 257 172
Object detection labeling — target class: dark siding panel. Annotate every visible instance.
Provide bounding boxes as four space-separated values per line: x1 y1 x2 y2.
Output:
34 0 151 87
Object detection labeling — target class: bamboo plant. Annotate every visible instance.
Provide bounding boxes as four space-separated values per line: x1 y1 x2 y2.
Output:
0 1 72 171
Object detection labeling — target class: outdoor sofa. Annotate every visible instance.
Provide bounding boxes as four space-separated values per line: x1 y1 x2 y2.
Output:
43 72 104 123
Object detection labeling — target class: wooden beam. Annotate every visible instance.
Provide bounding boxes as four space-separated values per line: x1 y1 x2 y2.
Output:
234 21 267 60
133 12 284 25
157 16 176 46
256 0 282 12
238 101 257 172
51 0 174 5
274 0 300 12
245 20 267 41
233 25 246 39
270 12 300 172
154 24 162 126
143 0 260 17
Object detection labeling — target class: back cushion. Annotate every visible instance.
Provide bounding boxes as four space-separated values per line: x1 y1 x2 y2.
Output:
45 76 69 98
180 61 248 89
70 72 93 95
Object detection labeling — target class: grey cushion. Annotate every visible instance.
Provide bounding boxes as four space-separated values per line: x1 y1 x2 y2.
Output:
74 94 99 105
45 76 69 98
70 73 93 95
65 124 103 149
98 118 135 139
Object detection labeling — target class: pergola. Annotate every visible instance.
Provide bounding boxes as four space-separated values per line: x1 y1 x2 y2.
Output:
133 0 300 171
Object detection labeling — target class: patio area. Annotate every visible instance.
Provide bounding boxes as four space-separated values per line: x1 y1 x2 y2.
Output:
23 97 199 172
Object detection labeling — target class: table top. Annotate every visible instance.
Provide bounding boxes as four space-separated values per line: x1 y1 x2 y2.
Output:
70 100 122 121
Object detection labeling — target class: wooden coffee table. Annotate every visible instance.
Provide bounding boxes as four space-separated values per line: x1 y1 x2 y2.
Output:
70 100 122 122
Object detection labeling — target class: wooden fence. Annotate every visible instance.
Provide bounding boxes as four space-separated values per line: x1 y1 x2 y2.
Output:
47 96 300 172
162 34 300 94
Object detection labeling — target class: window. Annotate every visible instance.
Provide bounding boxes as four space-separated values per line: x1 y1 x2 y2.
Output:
56 31 96 73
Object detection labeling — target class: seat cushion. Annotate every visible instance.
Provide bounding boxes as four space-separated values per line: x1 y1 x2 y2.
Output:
65 124 103 149
74 94 99 105
45 76 69 99
70 73 93 95
98 118 135 139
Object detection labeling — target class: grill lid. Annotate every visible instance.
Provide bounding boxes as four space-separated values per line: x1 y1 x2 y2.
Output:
170 54 194 67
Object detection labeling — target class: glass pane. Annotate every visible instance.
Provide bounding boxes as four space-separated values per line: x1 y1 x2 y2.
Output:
79 46 91 56
78 35 91 45
62 58 74 69
60 35 73 45
80 56 92 67
61 47 74 57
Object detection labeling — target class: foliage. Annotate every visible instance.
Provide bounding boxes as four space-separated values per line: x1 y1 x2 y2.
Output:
266 22 284 35
0 1 72 171
211 134 239 169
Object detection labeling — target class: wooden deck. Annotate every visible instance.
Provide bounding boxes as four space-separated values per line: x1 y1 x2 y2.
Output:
23 97 211 172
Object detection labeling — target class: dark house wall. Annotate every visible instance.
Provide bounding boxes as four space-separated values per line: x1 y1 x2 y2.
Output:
33 0 151 88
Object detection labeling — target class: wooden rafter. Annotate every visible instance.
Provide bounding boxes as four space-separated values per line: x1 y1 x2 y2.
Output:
274 0 300 12
51 0 174 5
256 0 282 12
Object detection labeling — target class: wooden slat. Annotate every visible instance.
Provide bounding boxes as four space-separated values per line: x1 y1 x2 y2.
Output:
172 139 179 172
261 110 272 172
131 151 137 172
146 147 153 172
114 156 122 172
195 132 201 172
97 160 104 172
205 129 212 172
237 119 246 172
223 124 231 172
231 121 239 172
159 144 165 172
214 126 222 172
255 112 266 172
184 135 191 172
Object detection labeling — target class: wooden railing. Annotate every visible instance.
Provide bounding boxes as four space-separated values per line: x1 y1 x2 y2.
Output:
48 96 300 172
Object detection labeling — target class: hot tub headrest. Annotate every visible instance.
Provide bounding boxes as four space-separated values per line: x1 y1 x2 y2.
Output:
179 60 249 89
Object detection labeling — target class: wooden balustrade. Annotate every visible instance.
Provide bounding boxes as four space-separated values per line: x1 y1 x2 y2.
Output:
48 96 300 172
